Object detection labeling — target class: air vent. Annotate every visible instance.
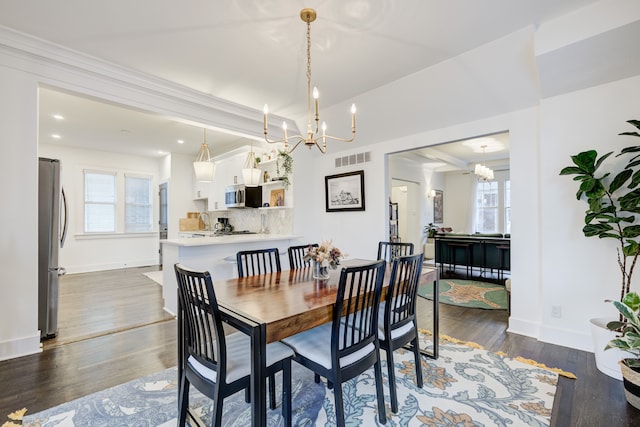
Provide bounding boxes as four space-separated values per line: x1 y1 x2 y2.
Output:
334 151 371 168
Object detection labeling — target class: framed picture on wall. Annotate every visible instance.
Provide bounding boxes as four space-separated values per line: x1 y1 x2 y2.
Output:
433 189 443 223
325 170 365 212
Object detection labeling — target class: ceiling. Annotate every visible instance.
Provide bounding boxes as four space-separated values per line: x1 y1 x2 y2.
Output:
2 0 599 165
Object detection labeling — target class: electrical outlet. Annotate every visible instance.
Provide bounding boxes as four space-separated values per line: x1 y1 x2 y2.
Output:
552 305 562 318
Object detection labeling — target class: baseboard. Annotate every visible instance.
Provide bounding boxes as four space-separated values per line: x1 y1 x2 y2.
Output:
0 333 41 361
507 316 593 353
65 259 159 274
506 316 540 339
539 324 593 353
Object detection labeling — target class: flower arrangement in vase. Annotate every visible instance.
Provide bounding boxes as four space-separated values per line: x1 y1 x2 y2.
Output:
304 240 344 279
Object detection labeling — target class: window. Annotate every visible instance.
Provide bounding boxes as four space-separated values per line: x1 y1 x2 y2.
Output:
84 171 116 232
474 174 511 234
125 174 153 232
476 181 499 233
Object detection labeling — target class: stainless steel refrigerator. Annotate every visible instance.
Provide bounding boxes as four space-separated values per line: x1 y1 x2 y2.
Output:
38 157 68 339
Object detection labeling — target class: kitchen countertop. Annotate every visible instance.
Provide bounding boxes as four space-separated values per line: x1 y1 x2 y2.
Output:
162 233 302 247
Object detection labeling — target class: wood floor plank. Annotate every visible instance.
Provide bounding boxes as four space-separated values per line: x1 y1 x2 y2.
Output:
0 266 638 426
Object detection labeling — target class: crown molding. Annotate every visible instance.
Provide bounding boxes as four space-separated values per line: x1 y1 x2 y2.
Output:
0 25 298 139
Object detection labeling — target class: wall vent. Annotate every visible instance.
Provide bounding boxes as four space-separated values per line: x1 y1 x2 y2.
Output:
334 151 371 168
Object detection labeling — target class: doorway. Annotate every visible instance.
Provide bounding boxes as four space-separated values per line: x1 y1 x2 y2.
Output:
391 179 421 250
159 182 168 265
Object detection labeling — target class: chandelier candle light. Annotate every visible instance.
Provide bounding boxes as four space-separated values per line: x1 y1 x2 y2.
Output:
263 8 356 154
474 145 494 181
193 128 215 182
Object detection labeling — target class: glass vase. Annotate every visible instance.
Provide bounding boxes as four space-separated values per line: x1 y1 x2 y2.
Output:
313 262 330 280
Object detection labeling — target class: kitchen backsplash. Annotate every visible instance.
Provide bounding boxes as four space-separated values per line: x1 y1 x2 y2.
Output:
213 208 293 235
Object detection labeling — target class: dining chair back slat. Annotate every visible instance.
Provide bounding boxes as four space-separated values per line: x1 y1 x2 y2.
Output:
377 241 414 263
236 248 281 277
287 244 318 269
380 252 425 413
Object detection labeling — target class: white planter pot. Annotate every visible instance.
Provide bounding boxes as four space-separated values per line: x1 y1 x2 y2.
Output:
590 317 635 380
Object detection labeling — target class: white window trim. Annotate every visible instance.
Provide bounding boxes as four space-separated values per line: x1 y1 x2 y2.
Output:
83 169 117 233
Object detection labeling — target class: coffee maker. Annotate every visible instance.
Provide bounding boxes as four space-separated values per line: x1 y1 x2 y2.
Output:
214 217 233 233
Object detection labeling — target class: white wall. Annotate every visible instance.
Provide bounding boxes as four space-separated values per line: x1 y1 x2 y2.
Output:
539 75 640 350
38 144 161 273
0 65 40 360
167 153 203 239
443 171 475 233
291 108 543 341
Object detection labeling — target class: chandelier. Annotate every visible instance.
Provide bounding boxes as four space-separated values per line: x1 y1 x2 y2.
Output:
263 8 356 154
193 128 215 182
474 145 494 181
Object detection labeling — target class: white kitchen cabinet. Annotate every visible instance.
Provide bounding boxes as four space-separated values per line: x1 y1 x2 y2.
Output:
192 169 211 200
207 150 248 209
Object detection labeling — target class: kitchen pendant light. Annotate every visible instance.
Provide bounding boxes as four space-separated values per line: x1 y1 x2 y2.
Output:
193 128 215 182
242 141 261 187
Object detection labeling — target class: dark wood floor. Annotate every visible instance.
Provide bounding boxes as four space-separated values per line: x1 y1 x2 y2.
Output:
1 266 638 426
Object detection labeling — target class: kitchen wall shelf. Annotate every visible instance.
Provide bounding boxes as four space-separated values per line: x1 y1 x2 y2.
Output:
261 180 285 187
258 206 291 210
257 158 278 166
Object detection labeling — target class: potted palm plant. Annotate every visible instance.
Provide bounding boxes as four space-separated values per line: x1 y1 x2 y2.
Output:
606 291 640 408
560 119 640 379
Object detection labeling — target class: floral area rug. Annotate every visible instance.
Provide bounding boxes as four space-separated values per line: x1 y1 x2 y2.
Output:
18 332 562 427
419 278 508 309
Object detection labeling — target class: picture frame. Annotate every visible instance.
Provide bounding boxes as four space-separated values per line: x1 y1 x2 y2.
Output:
270 189 285 207
325 170 365 212
433 189 444 223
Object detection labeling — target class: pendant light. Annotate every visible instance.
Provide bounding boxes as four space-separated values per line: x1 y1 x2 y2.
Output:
242 141 261 187
193 128 215 182
474 145 494 181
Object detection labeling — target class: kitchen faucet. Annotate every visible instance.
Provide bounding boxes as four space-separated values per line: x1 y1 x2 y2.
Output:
260 213 268 234
198 211 211 231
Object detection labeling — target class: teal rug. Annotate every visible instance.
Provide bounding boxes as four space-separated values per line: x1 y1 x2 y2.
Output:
21 332 559 426
419 278 508 309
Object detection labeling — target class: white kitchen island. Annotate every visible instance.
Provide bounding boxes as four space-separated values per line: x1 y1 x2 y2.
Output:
161 234 303 314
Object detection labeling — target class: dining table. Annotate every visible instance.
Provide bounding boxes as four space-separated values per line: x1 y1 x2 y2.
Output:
177 258 439 427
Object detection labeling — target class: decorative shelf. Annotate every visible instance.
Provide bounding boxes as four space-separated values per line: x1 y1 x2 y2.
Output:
258 206 291 210
261 180 286 187
257 158 278 166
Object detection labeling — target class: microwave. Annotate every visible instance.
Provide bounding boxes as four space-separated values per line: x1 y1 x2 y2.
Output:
225 184 262 208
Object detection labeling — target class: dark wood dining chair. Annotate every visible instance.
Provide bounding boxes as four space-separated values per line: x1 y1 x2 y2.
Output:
377 241 414 263
236 248 281 277
379 252 425 412
287 243 318 269
174 263 293 427
282 260 387 427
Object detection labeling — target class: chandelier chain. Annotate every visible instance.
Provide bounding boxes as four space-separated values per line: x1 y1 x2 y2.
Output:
306 17 314 135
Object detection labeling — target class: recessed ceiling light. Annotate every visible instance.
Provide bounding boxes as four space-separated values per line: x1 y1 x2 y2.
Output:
52 114 64 120
158 150 167 155
177 139 184 144
51 134 61 139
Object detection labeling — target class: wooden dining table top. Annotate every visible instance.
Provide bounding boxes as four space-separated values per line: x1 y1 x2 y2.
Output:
212 259 437 343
